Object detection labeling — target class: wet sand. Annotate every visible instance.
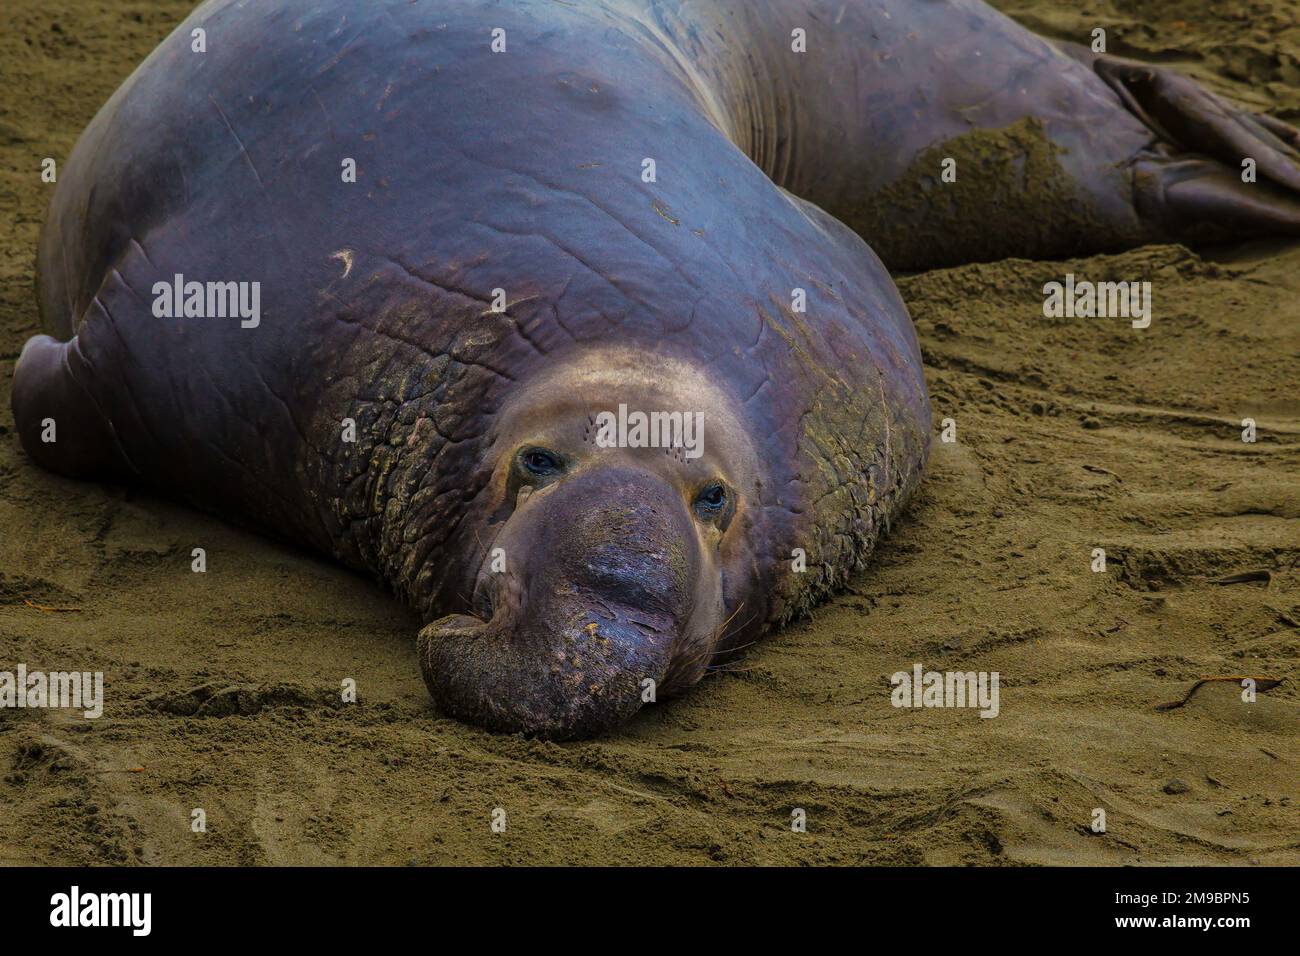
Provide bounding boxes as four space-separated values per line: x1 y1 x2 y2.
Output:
0 0 1296 865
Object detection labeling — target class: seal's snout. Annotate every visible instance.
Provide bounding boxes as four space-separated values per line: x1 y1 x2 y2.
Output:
417 467 697 739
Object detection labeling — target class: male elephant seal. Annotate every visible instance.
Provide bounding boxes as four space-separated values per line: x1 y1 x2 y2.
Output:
14 0 1300 737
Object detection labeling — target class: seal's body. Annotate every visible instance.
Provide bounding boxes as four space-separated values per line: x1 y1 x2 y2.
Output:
15 0 1300 736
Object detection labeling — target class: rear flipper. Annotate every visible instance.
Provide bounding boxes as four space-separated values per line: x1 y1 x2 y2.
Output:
1073 48 1300 241
12 334 137 481
1133 157 1300 240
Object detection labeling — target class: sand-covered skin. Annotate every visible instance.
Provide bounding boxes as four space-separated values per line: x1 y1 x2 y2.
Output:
0 0 1296 866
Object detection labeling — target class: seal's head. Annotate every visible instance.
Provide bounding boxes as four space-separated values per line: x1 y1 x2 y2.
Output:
418 349 768 739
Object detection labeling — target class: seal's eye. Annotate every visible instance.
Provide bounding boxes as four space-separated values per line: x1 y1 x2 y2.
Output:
520 447 562 478
694 481 727 519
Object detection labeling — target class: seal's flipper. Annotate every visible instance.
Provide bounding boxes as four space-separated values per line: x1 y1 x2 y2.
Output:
1248 111 1300 152
1089 54 1300 190
12 334 137 481
1080 51 1300 240
1133 157 1300 239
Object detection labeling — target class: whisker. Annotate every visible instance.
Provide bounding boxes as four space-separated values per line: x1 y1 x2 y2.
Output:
716 610 760 648
708 638 758 658
716 600 746 635
707 663 757 675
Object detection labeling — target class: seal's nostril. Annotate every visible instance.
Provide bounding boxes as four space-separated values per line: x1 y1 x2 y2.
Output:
469 562 499 621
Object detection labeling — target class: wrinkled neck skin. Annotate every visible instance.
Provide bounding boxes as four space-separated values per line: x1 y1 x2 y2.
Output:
415 347 779 738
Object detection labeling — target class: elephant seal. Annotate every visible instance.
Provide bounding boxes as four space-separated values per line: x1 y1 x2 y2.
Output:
14 0 1300 737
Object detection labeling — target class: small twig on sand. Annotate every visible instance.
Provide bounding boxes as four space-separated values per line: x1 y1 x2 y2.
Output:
1210 570 1271 586
1082 464 1121 481
22 599 82 613
1155 676 1283 711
